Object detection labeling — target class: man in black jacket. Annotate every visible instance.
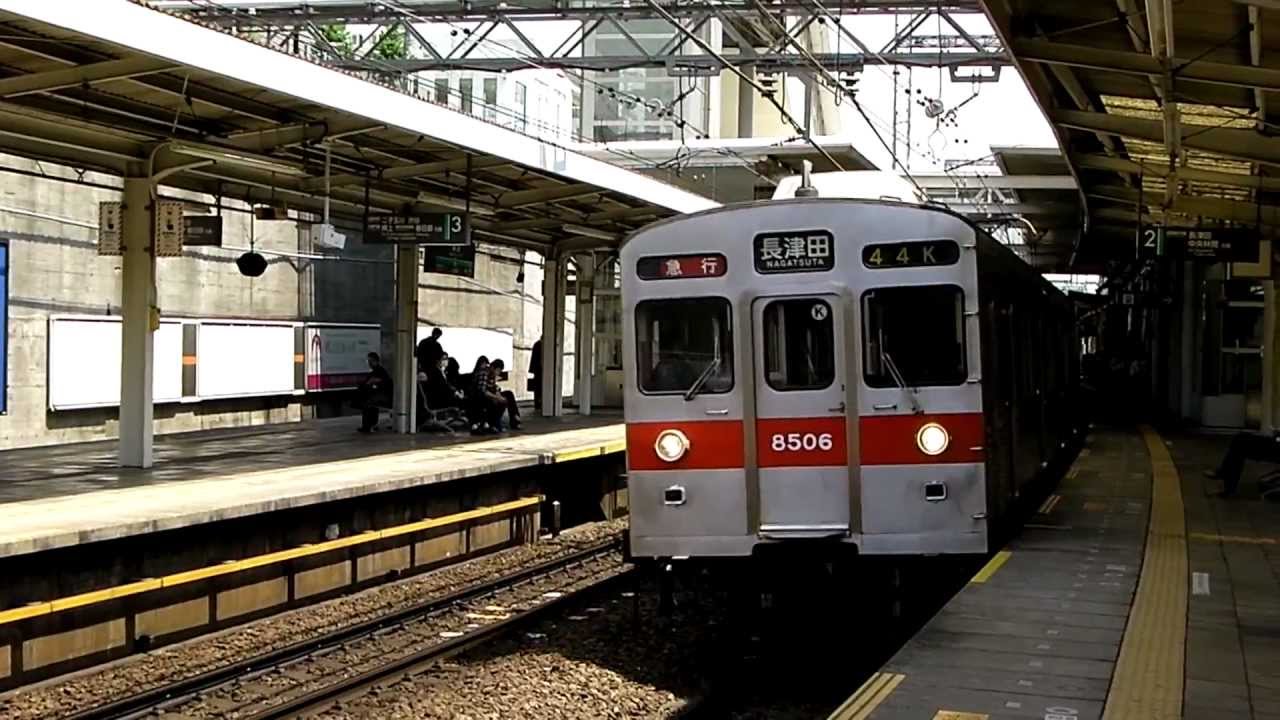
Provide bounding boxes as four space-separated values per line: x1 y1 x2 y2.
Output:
356 352 392 433
416 327 444 372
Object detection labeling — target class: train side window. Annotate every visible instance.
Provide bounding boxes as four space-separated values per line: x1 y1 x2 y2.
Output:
635 298 734 395
762 299 834 391
862 285 966 388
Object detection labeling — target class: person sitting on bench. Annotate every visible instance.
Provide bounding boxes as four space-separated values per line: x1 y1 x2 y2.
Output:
488 359 522 430
425 353 464 411
468 356 504 434
355 351 392 434
1205 429 1280 497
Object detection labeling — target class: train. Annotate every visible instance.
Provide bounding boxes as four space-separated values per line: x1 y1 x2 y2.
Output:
620 174 1080 565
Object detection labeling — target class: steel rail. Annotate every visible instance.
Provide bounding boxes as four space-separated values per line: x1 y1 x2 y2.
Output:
248 561 633 719
65 536 623 720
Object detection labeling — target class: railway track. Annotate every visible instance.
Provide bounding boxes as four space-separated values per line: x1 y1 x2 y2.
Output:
68 536 626 720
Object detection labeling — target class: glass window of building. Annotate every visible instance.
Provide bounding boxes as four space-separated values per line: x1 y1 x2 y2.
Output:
459 78 473 114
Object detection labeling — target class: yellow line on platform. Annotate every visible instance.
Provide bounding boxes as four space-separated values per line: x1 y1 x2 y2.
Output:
1037 494 1062 515
552 441 627 463
0 496 542 627
970 550 1012 584
827 672 905 720
1102 426 1187 720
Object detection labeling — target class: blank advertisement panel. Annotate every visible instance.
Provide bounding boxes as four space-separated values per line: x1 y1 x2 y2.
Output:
196 321 296 399
47 316 183 410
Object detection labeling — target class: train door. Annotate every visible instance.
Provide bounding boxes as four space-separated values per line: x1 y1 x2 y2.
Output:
751 294 853 537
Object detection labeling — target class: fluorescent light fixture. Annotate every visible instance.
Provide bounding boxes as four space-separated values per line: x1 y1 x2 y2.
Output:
563 223 617 242
168 141 309 177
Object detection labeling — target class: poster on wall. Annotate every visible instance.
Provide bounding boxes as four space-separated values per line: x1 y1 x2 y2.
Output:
305 324 381 390
0 241 7 415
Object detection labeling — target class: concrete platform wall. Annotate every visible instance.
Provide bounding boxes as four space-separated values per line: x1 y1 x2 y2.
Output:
0 155 569 450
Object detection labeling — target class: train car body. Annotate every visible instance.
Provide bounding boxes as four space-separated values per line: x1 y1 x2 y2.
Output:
621 197 1077 561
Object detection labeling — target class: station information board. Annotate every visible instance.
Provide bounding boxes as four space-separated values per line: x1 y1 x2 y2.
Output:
1138 225 1260 263
424 243 476 278
367 212 470 245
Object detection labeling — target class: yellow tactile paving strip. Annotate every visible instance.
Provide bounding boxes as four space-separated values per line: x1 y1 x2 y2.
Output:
827 672 906 720
1101 426 1188 720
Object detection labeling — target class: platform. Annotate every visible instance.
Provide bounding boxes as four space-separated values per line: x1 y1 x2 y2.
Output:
832 426 1280 720
0 414 624 559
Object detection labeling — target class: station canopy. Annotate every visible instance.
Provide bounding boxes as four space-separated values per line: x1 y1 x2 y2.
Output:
0 1 717 251
985 0 1280 270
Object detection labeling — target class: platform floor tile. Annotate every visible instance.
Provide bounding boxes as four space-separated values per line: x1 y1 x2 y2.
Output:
862 429 1152 720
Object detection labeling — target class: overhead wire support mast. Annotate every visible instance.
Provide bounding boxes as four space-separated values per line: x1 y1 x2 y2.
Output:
640 0 845 172
749 0 925 195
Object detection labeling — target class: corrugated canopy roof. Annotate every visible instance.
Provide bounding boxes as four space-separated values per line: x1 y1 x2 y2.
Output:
984 0 1280 271
0 0 717 251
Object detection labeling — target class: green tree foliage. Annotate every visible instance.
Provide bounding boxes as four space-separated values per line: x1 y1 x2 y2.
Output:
371 25 408 60
319 24 356 57
318 23 408 61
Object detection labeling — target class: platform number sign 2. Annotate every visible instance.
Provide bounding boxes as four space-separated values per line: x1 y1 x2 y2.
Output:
1137 226 1163 259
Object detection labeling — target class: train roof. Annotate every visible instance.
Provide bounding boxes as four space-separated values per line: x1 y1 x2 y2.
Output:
622 197 1070 304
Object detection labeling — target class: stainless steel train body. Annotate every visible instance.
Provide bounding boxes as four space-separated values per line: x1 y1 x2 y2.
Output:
621 198 1077 560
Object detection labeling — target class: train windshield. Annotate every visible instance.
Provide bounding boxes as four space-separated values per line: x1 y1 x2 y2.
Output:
862 285 966 388
636 298 733 395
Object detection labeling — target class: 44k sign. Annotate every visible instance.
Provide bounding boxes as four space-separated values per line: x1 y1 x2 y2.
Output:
753 229 835 274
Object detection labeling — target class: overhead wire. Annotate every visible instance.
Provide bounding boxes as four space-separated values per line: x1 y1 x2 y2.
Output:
370 0 775 181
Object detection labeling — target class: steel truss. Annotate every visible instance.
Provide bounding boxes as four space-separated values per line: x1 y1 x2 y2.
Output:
160 1 1009 74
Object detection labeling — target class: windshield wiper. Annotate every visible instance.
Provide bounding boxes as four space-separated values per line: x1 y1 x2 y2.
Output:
684 357 721 401
881 349 923 414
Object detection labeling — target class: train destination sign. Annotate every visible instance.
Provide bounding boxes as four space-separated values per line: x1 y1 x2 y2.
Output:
636 253 727 280
753 230 835 274
862 239 960 269
366 212 470 245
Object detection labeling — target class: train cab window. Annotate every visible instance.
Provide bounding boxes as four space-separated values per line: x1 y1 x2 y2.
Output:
862 285 966 388
636 298 733 395
762 299 834 391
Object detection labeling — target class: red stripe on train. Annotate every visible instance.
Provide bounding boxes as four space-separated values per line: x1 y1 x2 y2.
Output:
625 412 984 470
859 412 984 465
626 420 746 471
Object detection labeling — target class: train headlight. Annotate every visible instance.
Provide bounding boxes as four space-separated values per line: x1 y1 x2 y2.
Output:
654 429 690 463
916 422 950 456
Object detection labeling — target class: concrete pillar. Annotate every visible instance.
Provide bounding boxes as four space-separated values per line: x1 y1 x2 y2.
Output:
119 177 155 468
540 254 565 417
737 64 755 139
1263 279 1277 432
393 244 418 433
1179 262 1197 421
574 253 595 416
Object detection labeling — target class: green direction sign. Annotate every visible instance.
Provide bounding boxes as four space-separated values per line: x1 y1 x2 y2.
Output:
423 243 475 278
366 212 470 245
